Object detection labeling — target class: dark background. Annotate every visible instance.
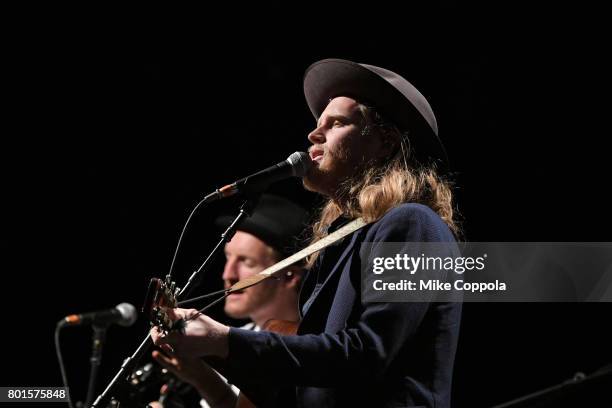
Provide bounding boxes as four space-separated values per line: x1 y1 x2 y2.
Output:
2 7 611 407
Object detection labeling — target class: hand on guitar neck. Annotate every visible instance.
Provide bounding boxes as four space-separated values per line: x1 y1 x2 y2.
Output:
144 277 230 358
144 277 300 408
148 319 299 408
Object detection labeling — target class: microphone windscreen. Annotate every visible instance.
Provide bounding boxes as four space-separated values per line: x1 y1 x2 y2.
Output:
287 151 312 177
115 303 137 327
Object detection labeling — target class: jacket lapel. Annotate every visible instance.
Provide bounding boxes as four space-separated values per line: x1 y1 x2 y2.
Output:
298 228 366 332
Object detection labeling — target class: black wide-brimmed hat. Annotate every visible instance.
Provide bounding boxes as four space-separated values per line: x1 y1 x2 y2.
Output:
215 194 309 256
303 58 448 169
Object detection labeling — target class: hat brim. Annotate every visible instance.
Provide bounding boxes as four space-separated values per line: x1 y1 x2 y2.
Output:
303 59 449 169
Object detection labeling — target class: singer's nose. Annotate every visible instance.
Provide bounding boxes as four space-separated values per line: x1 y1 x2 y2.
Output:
308 126 325 144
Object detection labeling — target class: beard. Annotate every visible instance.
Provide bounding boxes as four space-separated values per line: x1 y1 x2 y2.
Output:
302 166 332 195
303 147 355 196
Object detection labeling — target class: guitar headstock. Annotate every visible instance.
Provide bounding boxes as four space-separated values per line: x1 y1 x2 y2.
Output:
142 276 180 333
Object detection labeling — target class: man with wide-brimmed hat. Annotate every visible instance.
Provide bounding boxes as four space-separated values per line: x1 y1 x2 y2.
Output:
152 59 462 408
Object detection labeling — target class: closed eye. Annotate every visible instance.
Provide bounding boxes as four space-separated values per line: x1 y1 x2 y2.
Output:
237 256 256 268
317 114 351 129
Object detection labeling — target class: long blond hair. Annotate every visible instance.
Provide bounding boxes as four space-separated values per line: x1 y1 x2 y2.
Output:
306 104 460 267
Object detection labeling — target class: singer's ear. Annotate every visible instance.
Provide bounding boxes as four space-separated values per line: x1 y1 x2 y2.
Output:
377 128 402 159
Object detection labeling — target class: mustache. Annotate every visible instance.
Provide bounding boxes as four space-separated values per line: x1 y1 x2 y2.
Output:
308 145 323 154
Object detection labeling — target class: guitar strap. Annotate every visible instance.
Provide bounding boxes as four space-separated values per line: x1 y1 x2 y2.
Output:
228 217 370 293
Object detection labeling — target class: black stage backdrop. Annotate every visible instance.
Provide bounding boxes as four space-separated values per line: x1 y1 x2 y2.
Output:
2 13 611 408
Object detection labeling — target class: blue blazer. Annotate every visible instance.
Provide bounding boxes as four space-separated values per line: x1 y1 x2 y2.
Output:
224 203 462 408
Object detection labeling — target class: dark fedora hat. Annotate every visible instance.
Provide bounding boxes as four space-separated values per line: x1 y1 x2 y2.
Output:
215 194 309 257
303 58 448 168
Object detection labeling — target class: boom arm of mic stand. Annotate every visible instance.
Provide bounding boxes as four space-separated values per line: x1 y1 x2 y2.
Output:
179 196 259 298
91 196 259 407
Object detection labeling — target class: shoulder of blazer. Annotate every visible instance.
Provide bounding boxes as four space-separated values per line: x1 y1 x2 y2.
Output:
365 203 454 243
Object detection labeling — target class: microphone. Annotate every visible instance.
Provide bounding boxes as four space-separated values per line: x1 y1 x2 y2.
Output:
58 303 138 328
206 151 312 201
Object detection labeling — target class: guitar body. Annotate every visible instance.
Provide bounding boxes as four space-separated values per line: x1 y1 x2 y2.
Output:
235 319 299 408
260 319 299 336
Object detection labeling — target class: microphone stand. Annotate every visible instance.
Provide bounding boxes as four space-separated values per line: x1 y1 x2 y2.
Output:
179 196 260 299
91 197 259 408
84 325 107 408
491 363 612 407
